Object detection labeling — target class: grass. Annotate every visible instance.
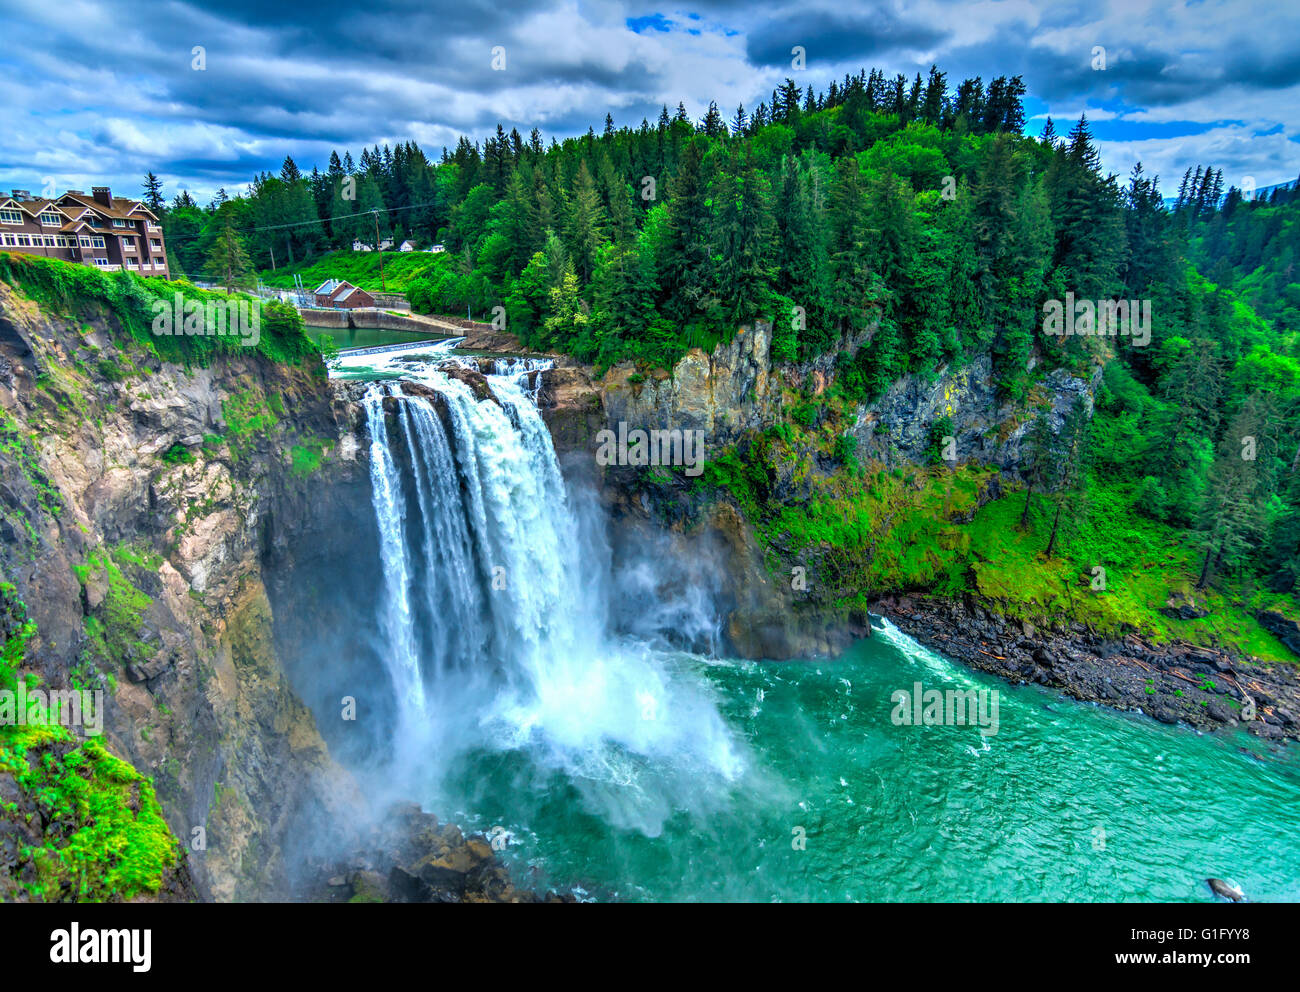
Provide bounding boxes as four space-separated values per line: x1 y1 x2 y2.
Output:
258 250 437 294
965 485 1297 662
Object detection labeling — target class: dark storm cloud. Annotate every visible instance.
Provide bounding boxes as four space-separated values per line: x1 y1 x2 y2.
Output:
745 9 949 67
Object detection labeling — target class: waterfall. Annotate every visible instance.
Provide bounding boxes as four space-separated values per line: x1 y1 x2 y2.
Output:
359 363 744 833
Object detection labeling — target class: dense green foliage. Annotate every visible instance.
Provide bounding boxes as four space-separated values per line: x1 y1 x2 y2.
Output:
0 252 319 367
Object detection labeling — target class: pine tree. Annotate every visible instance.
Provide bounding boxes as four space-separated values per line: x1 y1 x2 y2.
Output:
774 155 830 356
356 177 389 249
1046 397 1091 556
563 161 607 284
659 138 714 322
1197 403 1267 588
730 104 748 136
1020 408 1059 528
142 172 165 213
700 101 726 137
711 148 774 323
778 79 802 121
205 219 252 293
921 64 947 125
826 156 873 339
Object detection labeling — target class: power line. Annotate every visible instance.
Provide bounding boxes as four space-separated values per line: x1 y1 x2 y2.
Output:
161 199 443 246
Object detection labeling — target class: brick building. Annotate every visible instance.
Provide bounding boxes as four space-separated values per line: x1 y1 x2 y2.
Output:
0 187 168 277
312 279 376 309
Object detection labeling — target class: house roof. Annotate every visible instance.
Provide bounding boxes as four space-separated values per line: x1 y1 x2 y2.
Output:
314 279 341 295
58 191 157 222
337 286 371 303
0 197 72 220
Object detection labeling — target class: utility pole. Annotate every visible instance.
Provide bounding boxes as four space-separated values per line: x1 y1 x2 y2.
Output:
269 241 276 272
373 210 386 291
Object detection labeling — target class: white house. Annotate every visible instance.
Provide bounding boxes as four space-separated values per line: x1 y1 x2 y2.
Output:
426 243 446 254
351 238 394 252
397 240 416 252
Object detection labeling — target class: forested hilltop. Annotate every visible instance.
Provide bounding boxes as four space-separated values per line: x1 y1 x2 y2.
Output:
149 64 1300 644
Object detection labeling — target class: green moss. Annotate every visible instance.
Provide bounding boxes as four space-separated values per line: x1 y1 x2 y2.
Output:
0 586 184 901
289 441 329 477
1 725 183 900
697 418 1298 664
220 387 281 464
0 409 62 520
95 357 127 382
161 442 194 465
73 545 157 668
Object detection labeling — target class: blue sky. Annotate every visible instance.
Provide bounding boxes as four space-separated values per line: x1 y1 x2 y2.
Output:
0 0 1295 204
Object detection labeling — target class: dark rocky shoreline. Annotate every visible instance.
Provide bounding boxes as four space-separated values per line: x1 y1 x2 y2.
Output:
874 594 1300 745
302 803 576 904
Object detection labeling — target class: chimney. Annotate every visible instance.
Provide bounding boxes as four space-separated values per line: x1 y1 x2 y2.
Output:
92 186 113 208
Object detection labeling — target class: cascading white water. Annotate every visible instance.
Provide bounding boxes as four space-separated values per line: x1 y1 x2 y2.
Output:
360 362 745 833
362 389 427 744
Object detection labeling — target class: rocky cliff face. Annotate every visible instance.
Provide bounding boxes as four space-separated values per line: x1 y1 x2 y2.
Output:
535 324 1100 660
0 283 371 900
599 322 779 447
852 354 1100 469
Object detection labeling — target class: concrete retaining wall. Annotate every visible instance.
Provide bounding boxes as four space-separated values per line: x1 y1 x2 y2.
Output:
299 307 460 335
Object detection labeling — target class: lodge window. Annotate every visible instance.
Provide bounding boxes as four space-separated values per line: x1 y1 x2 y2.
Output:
0 209 21 224
40 212 62 226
